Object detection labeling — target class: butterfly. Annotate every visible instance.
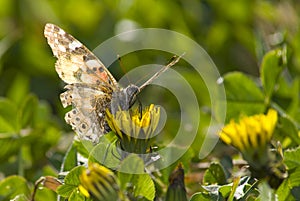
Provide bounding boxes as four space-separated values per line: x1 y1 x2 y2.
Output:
44 23 181 143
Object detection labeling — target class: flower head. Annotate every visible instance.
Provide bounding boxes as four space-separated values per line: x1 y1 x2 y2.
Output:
219 109 278 169
106 104 160 154
220 109 277 151
79 163 120 201
219 109 288 188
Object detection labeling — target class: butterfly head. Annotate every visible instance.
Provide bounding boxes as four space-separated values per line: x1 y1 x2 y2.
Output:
125 84 140 108
110 84 140 115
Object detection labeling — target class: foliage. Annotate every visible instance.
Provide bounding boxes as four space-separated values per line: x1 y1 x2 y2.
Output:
0 0 300 201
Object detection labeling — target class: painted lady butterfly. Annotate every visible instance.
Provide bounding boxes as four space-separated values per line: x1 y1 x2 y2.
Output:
44 23 180 143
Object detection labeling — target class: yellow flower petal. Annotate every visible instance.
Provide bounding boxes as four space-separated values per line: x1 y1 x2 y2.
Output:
219 109 278 152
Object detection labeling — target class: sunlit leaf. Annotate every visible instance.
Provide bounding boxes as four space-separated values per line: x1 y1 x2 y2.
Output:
69 189 88 201
61 143 78 172
0 98 18 132
276 167 300 201
118 154 155 200
0 176 30 200
276 179 293 201
18 94 38 129
6 74 29 106
133 174 155 201
288 167 300 188
0 135 23 161
277 117 300 146
74 139 93 159
222 72 265 121
190 191 220 201
0 116 15 133
88 134 120 169
57 166 85 198
118 154 145 190
261 49 284 102
284 146 300 169
203 162 226 185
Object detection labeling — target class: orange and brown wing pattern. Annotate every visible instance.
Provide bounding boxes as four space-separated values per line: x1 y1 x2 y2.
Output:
44 23 118 142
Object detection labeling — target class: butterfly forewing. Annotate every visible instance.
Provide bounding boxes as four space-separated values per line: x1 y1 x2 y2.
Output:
44 23 118 86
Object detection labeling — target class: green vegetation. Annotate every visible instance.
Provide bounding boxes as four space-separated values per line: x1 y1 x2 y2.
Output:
0 0 300 200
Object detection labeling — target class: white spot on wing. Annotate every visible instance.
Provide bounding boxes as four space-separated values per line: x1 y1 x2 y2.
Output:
86 59 100 68
69 40 82 50
58 44 66 52
59 29 65 35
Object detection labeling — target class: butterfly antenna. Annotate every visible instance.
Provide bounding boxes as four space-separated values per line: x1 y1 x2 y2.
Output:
139 53 185 90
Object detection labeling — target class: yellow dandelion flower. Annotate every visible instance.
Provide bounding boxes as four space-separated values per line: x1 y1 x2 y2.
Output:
79 163 120 201
219 109 277 152
219 109 288 188
106 104 160 154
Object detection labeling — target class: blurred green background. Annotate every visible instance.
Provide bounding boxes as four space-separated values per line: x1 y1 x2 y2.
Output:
1 0 300 187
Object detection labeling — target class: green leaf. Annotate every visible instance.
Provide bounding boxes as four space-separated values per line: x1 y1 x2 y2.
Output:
133 174 155 201
6 74 29 107
63 166 84 186
288 167 300 188
57 166 85 198
118 154 145 189
0 135 23 161
203 162 226 185
222 72 265 121
89 134 120 169
61 143 78 172
10 194 28 201
189 192 220 201
284 146 300 169
34 188 57 201
286 78 299 119
256 181 277 201
0 176 30 200
118 155 155 200
0 116 15 133
277 117 300 146
291 186 300 200
68 188 88 201
118 154 145 174
276 167 300 201
33 101 53 125
218 185 232 199
74 139 94 159
200 177 255 201
0 98 18 133
18 94 38 129
261 49 284 102
56 185 76 198
276 179 293 201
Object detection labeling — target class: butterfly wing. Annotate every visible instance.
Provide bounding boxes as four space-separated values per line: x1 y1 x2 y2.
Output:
44 23 118 86
44 23 117 142
61 84 112 142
